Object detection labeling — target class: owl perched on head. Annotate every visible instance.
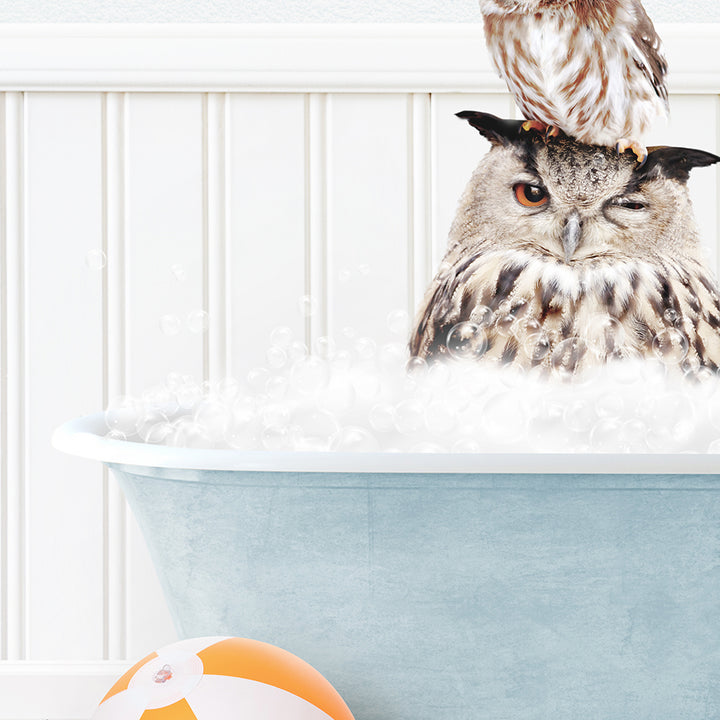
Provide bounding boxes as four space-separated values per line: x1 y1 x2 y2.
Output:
480 0 668 162
409 111 720 377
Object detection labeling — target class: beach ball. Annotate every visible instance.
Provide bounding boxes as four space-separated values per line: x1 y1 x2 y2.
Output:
92 636 355 720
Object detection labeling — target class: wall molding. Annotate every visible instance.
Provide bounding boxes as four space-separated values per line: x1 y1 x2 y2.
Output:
0 23 717 92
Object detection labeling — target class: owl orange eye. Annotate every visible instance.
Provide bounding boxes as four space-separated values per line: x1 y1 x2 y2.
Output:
514 183 549 208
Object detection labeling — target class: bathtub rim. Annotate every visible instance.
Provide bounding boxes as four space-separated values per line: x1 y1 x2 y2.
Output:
52 411 720 474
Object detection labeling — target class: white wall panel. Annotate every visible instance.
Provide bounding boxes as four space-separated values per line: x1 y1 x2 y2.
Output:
430 93 514 270
24 93 105 659
226 93 307 380
647 94 720 277
124 93 205 394
123 93 200 657
326 93 410 343
2 91 26 663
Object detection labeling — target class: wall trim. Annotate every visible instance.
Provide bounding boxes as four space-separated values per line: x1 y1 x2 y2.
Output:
0 23 717 92
0 661 130 719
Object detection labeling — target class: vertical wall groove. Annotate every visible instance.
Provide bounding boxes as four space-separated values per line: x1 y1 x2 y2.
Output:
204 92 229 383
408 93 433 316
0 92 6 662
3 91 26 661
305 93 329 349
102 91 127 661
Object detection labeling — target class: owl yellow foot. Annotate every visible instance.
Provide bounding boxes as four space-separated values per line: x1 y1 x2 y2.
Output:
616 139 648 165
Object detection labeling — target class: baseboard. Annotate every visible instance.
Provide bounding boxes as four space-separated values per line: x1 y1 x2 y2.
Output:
0 662 129 720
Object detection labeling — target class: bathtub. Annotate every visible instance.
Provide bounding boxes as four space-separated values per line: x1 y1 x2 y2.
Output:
54 412 720 720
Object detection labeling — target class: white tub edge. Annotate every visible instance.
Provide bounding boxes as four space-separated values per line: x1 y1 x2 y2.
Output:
51 412 720 475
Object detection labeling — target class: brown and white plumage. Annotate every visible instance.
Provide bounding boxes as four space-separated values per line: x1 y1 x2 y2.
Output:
480 0 668 155
410 112 720 377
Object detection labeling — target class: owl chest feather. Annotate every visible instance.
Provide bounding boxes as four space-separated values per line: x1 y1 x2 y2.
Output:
413 248 720 374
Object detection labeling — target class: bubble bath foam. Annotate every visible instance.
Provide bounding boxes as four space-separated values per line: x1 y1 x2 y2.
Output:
54 415 720 720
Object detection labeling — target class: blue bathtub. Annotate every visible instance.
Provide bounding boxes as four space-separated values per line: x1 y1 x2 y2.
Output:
54 413 720 720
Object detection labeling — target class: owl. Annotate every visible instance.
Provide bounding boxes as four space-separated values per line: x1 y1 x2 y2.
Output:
409 111 720 378
480 0 668 162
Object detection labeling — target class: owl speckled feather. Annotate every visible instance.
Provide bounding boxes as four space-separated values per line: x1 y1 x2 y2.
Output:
480 0 668 162
410 112 720 377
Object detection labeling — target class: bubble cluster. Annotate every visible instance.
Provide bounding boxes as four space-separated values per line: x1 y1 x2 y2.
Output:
106 309 720 454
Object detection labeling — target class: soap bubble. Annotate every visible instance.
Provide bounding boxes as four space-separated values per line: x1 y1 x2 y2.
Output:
159 314 182 336
316 374 356 416
266 346 288 369
551 337 587 380
425 402 456 436
105 396 140 434
331 426 381 452
266 375 289 401
313 336 336 360
589 417 623 452
169 419 212 449
261 425 290 451
136 408 169 442
355 337 377 361
585 314 626 357
143 421 174 445
85 249 106 270
369 403 395 433
663 308 680 326
479 392 527 445
394 399 425 434
298 295 318 317
170 263 186 282
289 408 339 451
563 397 596 433
595 393 624 419
651 327 689 365
618 419 648 453
175 380 203 410
187 310 209 334
105 429 128 441
194 399 232 436
446 322 489 361
260 403 291 429
215 377 241 401
379 343 407 373
288 340 309 362
471 305 494 328
247 367 271 392
270 326 294 349
291 356 330 394
386 309 410 336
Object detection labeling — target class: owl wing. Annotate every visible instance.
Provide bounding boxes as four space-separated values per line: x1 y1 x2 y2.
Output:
630 0 669 108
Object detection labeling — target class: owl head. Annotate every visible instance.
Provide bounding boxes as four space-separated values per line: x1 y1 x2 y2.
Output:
451 111 720 268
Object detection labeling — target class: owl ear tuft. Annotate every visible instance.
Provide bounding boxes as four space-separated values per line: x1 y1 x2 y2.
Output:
640 146 720 183
456 111 525 146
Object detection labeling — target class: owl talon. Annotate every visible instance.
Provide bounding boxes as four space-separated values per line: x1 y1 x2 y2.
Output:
545 126 561 140
521 120 549 135
616 139 648 166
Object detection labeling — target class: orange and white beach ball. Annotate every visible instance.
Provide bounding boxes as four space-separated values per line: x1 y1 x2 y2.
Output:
92 636 355 720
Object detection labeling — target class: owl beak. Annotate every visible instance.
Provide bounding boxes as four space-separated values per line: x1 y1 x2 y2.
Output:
562 210 582 263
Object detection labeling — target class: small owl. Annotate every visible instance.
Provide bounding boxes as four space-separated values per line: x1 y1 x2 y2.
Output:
410 111 720 378
480 0 668 162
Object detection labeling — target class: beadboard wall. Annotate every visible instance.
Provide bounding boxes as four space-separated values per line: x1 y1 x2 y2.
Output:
1 24 719 719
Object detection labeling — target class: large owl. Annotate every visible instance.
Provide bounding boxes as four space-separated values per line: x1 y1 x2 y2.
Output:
409 111 720 378
480 0 668 162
